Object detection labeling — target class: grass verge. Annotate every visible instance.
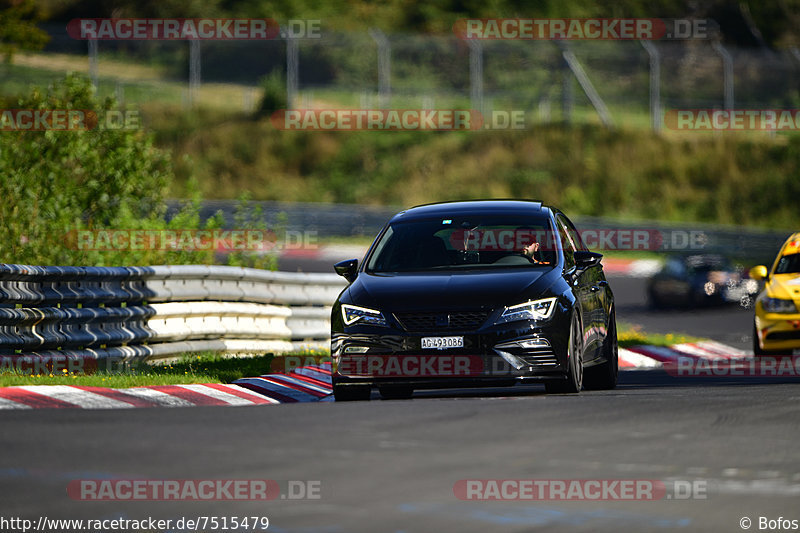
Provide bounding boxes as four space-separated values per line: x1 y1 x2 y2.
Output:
617 322 701 348
0 351 309 388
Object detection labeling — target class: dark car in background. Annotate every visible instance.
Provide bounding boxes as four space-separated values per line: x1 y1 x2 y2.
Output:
330 200 618 400
646 253 758 309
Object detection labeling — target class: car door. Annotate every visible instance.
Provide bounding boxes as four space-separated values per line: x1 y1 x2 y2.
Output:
564 216 607 358
656 257 690 305
557 216 600 358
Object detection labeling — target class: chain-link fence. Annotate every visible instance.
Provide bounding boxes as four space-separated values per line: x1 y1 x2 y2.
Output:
6 24 800 130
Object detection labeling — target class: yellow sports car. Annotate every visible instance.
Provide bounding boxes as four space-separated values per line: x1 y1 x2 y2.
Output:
750 232 800 355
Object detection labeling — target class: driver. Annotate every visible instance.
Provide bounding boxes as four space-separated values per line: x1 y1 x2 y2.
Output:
521 240 550 265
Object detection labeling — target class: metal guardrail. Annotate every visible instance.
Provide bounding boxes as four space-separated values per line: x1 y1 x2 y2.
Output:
177 200 794 264
0 264 345 364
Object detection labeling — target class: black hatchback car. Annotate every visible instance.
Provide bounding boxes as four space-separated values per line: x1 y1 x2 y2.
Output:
647 253 758 309
331 200 618 400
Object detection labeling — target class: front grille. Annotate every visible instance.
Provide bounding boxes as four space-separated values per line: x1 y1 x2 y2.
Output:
394 310 492 332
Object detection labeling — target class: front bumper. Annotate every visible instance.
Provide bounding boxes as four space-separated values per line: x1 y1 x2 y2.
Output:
331 318 571 388
755 311 800 353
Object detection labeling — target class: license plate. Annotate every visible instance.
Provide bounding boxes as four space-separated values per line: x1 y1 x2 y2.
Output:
421 336 464 350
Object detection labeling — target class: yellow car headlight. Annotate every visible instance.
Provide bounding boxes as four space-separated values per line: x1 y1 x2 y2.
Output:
762 297 798 314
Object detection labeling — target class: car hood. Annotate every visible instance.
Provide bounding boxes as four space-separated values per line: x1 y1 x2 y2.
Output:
347 268 559 312
766 273 800 301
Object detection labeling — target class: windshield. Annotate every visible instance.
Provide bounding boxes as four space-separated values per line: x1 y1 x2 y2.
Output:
684 255 732 273
775 253 800 275
365 215 558 273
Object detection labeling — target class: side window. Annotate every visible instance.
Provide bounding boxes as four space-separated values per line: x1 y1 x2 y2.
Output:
564 219 587 252
665 258 686 277
557 216 576 269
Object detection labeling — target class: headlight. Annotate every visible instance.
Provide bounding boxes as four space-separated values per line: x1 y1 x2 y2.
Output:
341 304 388 327
496 297 558 324
762 297 798 314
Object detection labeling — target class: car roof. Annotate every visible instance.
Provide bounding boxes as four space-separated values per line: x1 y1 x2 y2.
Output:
680 253 729 264
390 200 549 222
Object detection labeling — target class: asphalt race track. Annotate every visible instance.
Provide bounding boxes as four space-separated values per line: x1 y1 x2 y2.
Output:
2 266 797 533
2 371 799 532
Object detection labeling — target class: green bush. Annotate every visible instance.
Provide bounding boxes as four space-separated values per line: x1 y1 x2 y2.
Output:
255 70 286 118
0 74 279 268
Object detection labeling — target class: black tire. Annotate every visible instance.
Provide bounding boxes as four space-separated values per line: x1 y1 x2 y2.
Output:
690 290 705 308
545 312 583 394
333 383 371 401
584 310 619 390
647 288 663 309
378 385 414 400
753 323 765 356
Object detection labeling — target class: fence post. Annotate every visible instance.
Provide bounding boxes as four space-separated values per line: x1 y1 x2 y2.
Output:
468 39 483 116
562 54 572 125
189 40 201 107
712 41 734 111
286 32 299 109
88 39 98 88
791 47 800 65
559 42 613 129
369 29 391 109
640 40 661 133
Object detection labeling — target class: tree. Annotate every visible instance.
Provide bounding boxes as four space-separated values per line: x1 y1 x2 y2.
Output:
0 73 174 265
0 0 49 62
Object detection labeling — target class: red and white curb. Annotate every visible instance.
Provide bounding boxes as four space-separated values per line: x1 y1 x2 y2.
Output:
600 258 662 278
0 364 335 410
619 340 749 369
0 343 750 409
235 363 333 403
0 383 281 410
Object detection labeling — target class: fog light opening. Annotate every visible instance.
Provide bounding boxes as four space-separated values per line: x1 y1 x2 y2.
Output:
344 346 370 354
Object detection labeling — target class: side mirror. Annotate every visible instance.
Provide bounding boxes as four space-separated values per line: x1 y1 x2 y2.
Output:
573 251 603 270
749 265 768 281
334 259 359 283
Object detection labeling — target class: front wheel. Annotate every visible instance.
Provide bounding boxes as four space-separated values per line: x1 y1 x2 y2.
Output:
545 312 583 394
647 288 663 309
584 310 619 390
